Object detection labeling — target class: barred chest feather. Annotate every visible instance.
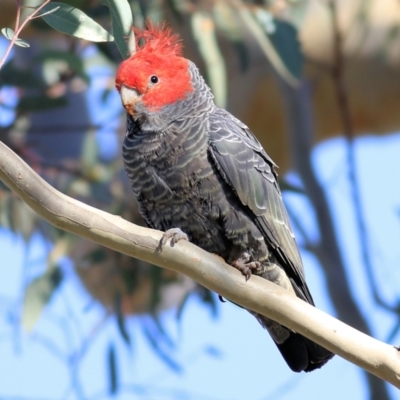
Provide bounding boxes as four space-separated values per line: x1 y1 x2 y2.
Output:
122 115 233 258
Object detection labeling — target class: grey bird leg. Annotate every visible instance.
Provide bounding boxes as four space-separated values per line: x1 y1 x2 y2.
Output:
231 252 261 281
157 228 189 252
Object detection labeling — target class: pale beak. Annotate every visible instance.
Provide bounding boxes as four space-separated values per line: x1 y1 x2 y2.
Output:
120 85 141 116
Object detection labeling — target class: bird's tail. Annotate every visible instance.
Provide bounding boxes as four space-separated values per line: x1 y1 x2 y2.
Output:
254 314 334 372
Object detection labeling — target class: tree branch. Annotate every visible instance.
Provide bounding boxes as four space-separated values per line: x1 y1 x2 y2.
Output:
0 140 399 387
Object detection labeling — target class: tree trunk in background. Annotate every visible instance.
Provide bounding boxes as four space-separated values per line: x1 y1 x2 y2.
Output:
278 78 390 399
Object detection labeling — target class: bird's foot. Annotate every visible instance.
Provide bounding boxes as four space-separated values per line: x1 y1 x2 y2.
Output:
231 252 261 281
157 228 189 252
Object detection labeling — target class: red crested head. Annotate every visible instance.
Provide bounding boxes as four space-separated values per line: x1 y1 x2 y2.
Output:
115 23 193 115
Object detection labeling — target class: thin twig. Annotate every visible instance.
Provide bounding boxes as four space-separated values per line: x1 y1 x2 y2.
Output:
0 0 53 70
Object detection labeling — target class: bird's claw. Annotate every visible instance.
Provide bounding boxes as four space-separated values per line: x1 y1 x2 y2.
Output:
231 252 261 281
157 228 189 252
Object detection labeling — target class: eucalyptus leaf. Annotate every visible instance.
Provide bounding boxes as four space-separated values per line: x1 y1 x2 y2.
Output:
279 177 304 194
22 267 63 332
237 6 300 86
191 12 227 108
142 323 181 372
199 288 218 318
13 38 30 48
35 6 60 19
108 344 118 395
254 9 276 34
176 291 190 323
100 0 134 59
1 27 30 48
115 293 131 346
267 19 303 81
41 2 114 42
1 27 14 40
254 9 302 80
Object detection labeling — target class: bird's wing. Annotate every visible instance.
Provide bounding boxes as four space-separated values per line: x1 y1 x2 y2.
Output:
208 108 313 304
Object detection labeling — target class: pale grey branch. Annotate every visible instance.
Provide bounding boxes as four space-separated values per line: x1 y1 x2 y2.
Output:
0 141 399 387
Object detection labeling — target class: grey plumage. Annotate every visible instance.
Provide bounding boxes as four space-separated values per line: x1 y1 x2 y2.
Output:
121 61 333 372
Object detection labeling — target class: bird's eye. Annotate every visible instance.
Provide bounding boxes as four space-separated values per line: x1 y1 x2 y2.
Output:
150 75 159 84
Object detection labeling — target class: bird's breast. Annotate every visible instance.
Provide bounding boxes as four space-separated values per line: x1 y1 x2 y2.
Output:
123 128 231 255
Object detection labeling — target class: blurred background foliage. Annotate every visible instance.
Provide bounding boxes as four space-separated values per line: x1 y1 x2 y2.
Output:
1 0 400 399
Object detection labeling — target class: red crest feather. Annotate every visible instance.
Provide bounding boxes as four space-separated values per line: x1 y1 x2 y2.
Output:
132 22 183 57
116 22 192 110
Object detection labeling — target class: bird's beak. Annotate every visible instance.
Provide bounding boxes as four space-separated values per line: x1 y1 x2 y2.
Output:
119 85 141 116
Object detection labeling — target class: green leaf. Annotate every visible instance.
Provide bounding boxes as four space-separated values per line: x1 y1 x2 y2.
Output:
199 288 218 318
236 6 301 86
1 28 30 48
1 28 13 40
141 323 181 372
108 344 118 395
191 12 227 108
35 5 60 19
100 0 134 59
114 292 131 346
267 19 303 81
279 177 304 194
41 2 114 42
253 9 302 81
254 9 276 34
22 267 63 332
176 291 191 323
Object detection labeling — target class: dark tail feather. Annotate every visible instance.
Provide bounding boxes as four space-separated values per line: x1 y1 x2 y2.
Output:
254 313 334 372
274 331 334 372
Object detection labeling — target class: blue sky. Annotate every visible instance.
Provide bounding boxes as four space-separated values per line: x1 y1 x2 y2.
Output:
1 39 400 399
